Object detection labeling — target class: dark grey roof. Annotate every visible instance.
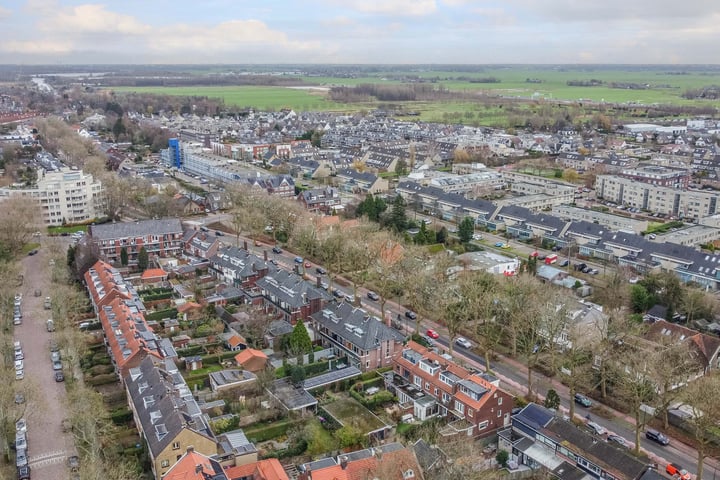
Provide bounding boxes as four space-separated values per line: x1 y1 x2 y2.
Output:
268 319 294 336
514 403 554 431
551 460 588 480
310 303 405 351
303 366 362 390
302 457 338 472
412 439 443 471
566 221 606 240
267 378 317 411
210 246 270 280
217 429 257 457
337 168 379 184
646 304 668 320
125 357 214 457
89 218 183 240
544 418 647 480
256 269 331 310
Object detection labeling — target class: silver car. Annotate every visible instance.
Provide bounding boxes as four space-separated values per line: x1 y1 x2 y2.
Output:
16 448 28 467
455 337 473 349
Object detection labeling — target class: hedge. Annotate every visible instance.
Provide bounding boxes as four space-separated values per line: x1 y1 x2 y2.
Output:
276 360 330 379
317 406 342 431
142 292 174 301
110 408 134 425
89 364 114 376
349 386 395 410
176 345 205 357
145 308 178 322
86 373 119 386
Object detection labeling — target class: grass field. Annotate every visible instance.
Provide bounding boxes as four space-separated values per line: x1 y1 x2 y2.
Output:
111 85 350 112
323 395 388 434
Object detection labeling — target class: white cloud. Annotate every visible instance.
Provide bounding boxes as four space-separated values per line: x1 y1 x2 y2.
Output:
46 4 151 35
339 0 437 16
0 6 12 19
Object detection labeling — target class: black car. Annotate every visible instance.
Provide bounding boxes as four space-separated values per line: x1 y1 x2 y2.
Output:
405 310 418 320
315 267 327 275
272 246 282 254
27 249 38 256
574 263 587 271
552 245 562 251
574 393 592 407
645 429 670 446
17 465 31 480
214 231 224 236
55 371 65 382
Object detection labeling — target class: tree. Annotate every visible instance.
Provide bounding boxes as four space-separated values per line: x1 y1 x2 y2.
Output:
112 117 127 142
544 389 561 410
436 226 447 245
682 373 720 480
495 450 509 468
647 339 700 429
288 319 312 356
383 194 407 232
630 284 654 313
617 348 657 455
137 246 149 271
0 195 42 259
458 216 474 243
66 244 76 267
120 246 128 266
289 364 306 386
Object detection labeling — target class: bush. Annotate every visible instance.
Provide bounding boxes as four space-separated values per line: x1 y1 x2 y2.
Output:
89 364 115 376
211 415 241 434
262 438 308 459
110 408 134 425
86 373 118 386
145 308 178 322
496 450 509 468
245 419 297 443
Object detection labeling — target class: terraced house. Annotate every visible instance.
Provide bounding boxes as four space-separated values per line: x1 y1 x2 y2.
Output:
88 218 184 264
389 341 514 438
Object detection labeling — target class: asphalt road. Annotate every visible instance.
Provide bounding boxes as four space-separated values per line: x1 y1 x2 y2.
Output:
15 239 77 479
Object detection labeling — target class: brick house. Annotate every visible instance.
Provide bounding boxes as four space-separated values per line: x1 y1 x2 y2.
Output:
254 269 332 324
89 218 184 264
296 187 342 214
309 303 406 372
389 341 514 438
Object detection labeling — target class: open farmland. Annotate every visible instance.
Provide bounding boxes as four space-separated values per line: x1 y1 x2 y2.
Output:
110 85 349 112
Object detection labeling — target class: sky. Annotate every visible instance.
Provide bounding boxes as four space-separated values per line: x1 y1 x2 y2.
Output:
0 0 719 64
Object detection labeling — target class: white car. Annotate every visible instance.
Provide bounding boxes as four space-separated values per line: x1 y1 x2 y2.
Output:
15 370 24 380
14 359 24 371
16 418 27 434
587 421 606 436
472 233 483 240
455 337 473 349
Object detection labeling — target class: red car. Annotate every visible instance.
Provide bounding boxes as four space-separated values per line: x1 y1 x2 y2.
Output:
426 329 440 339
304 262 311 268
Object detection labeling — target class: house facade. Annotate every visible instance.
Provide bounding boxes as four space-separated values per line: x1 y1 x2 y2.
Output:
309 303 406 372
254 270 331 324
389 341 514 438
89 218 185 264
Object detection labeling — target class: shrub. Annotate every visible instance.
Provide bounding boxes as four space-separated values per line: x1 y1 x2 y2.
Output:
89 364 114 375
245 419 297 443
110 408 134 425
145 308 178 322
86 373 118 386
210 415 241 434
496 450 509 468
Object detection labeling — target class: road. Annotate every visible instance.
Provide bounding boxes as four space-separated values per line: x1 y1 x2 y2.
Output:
15 239 77 479
200 221 708 475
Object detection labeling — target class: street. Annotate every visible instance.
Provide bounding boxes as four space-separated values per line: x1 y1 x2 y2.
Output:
15 238 77 479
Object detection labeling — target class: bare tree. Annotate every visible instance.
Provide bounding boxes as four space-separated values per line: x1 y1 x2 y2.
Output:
616 347 657 455
682 373 720 480
0 195 41 257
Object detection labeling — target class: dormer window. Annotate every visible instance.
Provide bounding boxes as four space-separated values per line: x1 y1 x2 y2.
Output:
403 469 415 479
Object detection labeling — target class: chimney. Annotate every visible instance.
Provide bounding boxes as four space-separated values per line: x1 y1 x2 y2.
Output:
340 456 348 470
375 446 383 461
186 446 194 453
195 464 203 474
264 250 268 262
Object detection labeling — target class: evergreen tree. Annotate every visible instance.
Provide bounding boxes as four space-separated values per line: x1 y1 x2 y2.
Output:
137 246 149 271
436 226 448 245
66 244 76 268
458 216 475 243
385 194 408 232
288 319 312 356
120 246 128 266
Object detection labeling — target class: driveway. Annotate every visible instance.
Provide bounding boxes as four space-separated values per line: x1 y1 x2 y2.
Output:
15 241 77 479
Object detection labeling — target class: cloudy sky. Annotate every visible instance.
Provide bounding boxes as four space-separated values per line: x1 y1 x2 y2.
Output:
0 0 718 64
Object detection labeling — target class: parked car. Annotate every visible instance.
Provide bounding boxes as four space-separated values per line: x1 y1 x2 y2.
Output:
331 288 344 299
607 434 627 448
472 233 483 240
17 464 31 480
67 455 80 472
51 351 61 362
586 421 606 436
666 463 691 480
304 262 311 268
455 337 472 349
645 429 670 446
15 432 27 451
574 393 592 407
559 259 570 267
405 310 418 320
16 418 26 434
315 267 326 275
214 230 224 236
574 263 587 271
366 291 380 301
344 294 356 304
426 329 440 339
420 335 435 348
16 448 28 467
14 393 25 405
272 246 282 254
552 245 562 251
55 371 65 382
14 350 23 361
27 249 38 256
15 370 24 380
494 242 505 247
52 360 62 371
294 256 303 264
14 360 23 371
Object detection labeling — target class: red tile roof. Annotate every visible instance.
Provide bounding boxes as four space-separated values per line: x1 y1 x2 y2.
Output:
141 268 168 280
162 450 225 480
309 448 422 480
225 459 288 480
234 348 269 372
227 334 247 348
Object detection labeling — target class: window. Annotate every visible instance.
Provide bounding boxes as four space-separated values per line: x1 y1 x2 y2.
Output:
161 460 170 468
498 396 503 405
468 409 474 417
172 442 180 450
455 401 464 414
478 420 489 430
497 409 502 417
414 376 422 387
425 382 430 391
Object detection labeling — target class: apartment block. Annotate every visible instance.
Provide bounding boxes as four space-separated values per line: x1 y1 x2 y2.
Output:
88 218 185 263
0 167 104 225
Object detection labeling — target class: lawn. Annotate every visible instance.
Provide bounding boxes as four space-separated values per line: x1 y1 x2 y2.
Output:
322 395 388 435
48 225 88 235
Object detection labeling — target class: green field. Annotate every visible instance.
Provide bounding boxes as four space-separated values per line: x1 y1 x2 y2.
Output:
111 85 350 112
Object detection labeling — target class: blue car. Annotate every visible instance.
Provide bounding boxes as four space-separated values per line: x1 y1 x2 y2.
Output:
294 256 303 263
494 242 504 247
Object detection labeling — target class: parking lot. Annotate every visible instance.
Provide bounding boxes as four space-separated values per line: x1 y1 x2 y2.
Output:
14 242 77 479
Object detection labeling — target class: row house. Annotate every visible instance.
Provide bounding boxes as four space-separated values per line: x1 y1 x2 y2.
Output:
496 205 569 243
296 187 342 214
126 357 216 480
389 341 514 438
335 168 389 194
500 404 651 480
309 303 406 372
184 232 220 259
84 260 176 379
208 246 272 290
89 218 184 264
254 270 332 324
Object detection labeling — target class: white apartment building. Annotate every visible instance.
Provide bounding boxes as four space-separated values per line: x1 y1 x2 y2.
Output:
596 175 719 220
0 168 104 225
